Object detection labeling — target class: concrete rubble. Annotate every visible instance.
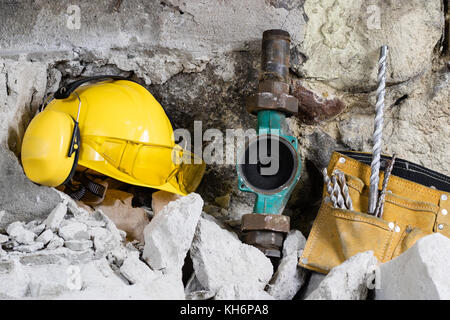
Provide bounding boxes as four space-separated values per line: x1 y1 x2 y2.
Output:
306 251 379 300
376 234 450 300
190 217 274 298
143 193 203 273
0 0 449 301
266 230 307 300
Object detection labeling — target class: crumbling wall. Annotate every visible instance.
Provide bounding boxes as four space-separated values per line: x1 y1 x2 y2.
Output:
0 0 448 234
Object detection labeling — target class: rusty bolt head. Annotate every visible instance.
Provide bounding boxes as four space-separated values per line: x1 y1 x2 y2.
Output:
243 230 284 248
246 92 298 115
241 213 290 233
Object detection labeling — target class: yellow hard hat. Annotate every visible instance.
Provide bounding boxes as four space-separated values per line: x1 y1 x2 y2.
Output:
21 76 205 196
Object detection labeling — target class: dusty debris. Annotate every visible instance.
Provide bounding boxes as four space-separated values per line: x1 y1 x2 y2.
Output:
0 234 9 243
58 221 89 241
64 239 94 251
190 217 273 293
306 251 378 300
44 203 67 231
376 234 450 300
6 222 35 245
151 190 181 215
266 230 307 300
14 242 45 253
143 193 203 273
36 229 53 245
95 189 149 242
46 236 64 250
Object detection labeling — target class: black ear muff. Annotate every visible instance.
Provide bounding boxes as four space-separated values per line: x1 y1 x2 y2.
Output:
62 117 81 186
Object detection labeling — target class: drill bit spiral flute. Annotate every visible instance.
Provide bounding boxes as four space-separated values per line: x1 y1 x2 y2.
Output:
368 46 388 215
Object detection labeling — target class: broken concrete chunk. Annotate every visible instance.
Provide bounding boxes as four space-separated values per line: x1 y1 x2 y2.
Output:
44 202 67 231
64 239 93 251
14 242 44 253
306 251 378 300
58 221 88 241
0 260 31 298
143 193 203 273
190 217 273 293
215 285 275 300
0 234 8 244
376 233 450 300
36 229 54 245
266 230 307 300
282 230 306 257
151 190 181 215
30 223 46 236
89 227 116 253
46 235 64 250
119 254 157 284
7 221 36 245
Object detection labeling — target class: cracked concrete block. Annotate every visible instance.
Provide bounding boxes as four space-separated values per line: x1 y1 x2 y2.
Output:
143 193 203 273
306 251 378 300
44 203 67 231
58 221 89 241
190 217 273 293
267 230 307 300
376 234 450 300
7 221 36 244
36 229 53 245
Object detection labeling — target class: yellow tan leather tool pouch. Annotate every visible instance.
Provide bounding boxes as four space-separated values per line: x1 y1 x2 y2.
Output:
299 151 450 274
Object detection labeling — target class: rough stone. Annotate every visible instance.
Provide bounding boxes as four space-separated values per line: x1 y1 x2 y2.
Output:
46 236 64 250
0 234 8 244
376 234 450 300
30 223 46 236
119 253 158 285
306 251 378 300
6 221 36 244
64 239 93 251
190 217 273 293
143 193 203 273
266 230 307 300
58 221 89 241
13 242 44 253
89 227 117 253
44 202 68 231
36 229 54 245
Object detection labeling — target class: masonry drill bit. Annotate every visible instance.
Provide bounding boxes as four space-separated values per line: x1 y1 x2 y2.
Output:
375 154 396 219
368 45 388 215
331 174 346 209
322 168 337 208
334 170 353 211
